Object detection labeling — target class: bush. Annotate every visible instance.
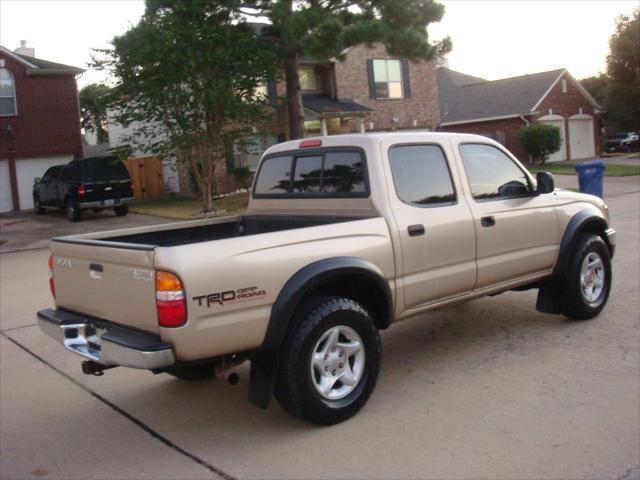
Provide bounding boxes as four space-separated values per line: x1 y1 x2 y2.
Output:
517 123 561 165
232 166 253 189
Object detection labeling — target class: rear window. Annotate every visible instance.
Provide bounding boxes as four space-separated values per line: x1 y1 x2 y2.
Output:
83 157 130 181
253 149 367 197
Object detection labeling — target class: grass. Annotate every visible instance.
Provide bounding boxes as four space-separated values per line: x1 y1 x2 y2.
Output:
529 163 640 177
130 192 249 220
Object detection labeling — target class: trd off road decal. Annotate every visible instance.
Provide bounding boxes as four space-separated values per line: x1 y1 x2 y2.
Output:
193 286 266 307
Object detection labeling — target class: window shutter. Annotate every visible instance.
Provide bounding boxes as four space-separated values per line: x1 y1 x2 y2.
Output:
225 139 235 173
401 60 411 98
267 78 277 103
366 59 376 99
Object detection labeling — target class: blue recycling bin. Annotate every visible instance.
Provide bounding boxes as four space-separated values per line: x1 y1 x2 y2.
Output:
575 160 605 198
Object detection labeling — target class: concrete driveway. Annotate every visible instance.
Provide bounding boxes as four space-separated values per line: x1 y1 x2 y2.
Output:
1 179 639 480
0 209 175 253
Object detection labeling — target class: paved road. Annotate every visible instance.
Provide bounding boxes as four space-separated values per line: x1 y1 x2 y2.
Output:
1 180 639 480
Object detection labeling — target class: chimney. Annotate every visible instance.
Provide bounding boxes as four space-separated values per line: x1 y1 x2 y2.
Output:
14 40 35 58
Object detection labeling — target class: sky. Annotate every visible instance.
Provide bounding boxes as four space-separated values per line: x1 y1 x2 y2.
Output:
0 0 637 89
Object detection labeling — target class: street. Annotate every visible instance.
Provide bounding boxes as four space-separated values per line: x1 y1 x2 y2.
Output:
1 178 639 480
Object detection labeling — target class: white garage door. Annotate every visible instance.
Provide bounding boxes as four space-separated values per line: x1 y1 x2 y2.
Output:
569 114 595 160
0 159 13 213
16 156 72 210
538 115 567 162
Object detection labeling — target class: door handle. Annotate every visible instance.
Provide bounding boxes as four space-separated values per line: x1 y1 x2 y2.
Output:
481 216 495 227
408 224 425 236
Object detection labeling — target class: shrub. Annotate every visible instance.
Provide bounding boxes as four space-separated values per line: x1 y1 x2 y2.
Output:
517 123 561 165
232 166 253 189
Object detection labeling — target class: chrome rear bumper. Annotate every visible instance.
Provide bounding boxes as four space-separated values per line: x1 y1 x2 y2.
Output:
38 308 175 370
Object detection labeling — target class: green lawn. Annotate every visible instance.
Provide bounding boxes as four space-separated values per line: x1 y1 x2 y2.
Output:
130 192 249 219
529 163 640 177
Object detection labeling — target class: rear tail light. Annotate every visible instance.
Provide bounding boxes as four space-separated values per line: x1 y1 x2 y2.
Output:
78 184 86 198
155 271 187 327
48 255 55 298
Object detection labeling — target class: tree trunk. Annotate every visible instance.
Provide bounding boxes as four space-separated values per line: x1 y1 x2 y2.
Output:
284 49 305 140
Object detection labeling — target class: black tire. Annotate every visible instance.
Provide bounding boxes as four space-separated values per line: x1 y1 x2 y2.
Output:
33 195 45 214
167 362 217 380
114 205 129 216
275 296 381 425
563 233 612 320
65 199 81 222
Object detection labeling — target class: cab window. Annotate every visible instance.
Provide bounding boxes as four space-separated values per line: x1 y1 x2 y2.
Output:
459 143 531 200
389 144 456 206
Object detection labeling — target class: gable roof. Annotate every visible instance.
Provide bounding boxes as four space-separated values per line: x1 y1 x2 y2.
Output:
0 46 84 75
438 67 569 125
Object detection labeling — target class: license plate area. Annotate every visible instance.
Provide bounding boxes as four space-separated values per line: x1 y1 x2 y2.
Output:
102 199 117 206
63 323 108 362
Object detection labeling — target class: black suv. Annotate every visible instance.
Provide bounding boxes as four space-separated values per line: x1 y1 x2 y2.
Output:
33 156 134 222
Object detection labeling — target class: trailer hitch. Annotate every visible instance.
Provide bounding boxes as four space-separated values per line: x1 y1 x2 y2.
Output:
81 360 117 376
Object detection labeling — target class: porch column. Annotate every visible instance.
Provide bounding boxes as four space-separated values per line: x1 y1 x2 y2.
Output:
320 118 328 136
358 118 365 133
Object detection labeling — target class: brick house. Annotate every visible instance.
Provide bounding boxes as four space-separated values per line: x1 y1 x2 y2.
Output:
109 41 441 196
437 67 602 162
0 44 83 212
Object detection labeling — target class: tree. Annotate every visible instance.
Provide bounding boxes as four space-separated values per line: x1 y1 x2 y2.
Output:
95 1 279 211
606 8 640 131
580 73 608 108
149 0 451 139
517 123 561 165
79 83 111 144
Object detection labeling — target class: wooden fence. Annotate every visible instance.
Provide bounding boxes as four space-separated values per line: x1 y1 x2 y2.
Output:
124 156 164 201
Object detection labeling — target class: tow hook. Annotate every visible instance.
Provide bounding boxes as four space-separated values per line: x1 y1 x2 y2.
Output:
81 360 117 376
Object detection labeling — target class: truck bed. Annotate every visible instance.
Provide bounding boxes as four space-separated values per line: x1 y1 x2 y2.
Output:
54 215 368 249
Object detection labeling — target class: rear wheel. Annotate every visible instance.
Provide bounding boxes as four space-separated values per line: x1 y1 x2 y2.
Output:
275 296 381 425
563 233 611 319
33 195 45 214
65 199 81 222
114 205 129 216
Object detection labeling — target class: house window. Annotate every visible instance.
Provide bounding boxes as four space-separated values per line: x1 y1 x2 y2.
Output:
373 59 403 99
0 68 17 116
234 134 278 171
299 67 317 90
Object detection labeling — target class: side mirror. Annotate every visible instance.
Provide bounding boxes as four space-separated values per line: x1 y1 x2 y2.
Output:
536 171 555 194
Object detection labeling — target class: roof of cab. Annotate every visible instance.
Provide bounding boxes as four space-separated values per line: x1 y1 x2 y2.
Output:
264 131 494 156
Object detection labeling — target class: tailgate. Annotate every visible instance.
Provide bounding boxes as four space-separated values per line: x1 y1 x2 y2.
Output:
50 240 158 334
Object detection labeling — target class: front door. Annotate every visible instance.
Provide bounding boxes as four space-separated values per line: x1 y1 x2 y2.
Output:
455 142 558 289
383 141 477 310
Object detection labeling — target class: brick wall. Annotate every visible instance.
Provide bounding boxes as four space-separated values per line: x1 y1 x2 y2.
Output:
0 54 82 160
334 44 441 131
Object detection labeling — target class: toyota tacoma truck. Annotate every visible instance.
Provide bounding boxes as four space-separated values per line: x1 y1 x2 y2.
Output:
38 133 615 425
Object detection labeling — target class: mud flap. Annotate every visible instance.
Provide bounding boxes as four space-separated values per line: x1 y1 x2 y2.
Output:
248 350 279 409
536 278 565 314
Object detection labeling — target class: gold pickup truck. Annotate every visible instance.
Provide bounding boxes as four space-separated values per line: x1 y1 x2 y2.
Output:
38 132 615 425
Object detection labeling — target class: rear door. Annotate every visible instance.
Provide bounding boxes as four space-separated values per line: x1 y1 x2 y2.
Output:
51 240 159 334
382 140 477 310
454 142 558 289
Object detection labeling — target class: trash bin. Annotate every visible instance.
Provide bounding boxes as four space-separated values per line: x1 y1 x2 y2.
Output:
575 160 605 198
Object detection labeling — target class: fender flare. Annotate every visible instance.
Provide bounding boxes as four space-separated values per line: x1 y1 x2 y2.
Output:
261 256 393 351
553 209 610 276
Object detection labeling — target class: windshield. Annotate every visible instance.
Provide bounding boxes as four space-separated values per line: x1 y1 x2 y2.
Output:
83 157 130 181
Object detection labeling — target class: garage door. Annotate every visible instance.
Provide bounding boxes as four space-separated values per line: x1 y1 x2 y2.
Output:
538 115 567 162
568 114 595 160
15 156 72 210
0 159 12 213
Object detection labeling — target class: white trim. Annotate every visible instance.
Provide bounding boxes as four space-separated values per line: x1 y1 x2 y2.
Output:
538 114 564 121
0 46 38 69
531 69 601 112
569 113 593 120
531 70 566 111
441 113 535 126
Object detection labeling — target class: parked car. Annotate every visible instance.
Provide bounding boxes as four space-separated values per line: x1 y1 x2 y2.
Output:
38 133 615 425
33 156 134 222
606 132 640 153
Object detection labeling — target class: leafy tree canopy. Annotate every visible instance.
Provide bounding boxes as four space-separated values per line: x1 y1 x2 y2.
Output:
517 123 561 165
79 83 111 144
